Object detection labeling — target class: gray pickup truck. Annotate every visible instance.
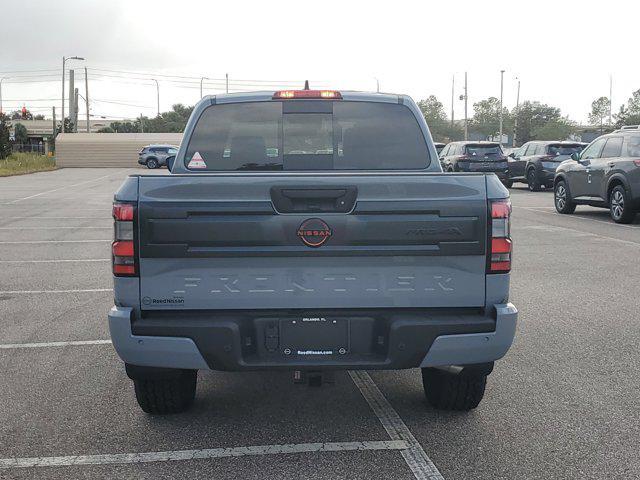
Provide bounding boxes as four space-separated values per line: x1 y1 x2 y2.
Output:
109 89 518 414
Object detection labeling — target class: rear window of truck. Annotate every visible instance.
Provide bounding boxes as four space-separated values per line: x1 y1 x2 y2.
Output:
184 101 430 170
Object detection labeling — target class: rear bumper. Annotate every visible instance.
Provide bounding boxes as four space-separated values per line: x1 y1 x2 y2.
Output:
108 304 518 371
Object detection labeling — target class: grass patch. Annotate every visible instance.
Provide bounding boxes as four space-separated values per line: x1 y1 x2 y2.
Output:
0 153 56 177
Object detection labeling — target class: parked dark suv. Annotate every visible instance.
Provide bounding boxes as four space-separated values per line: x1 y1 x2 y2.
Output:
439 141 509 184
554 128 640 223
507 141 584 191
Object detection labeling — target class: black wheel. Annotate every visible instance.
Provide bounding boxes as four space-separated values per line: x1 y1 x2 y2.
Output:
133 370 197 414
146 158 159 169
502 179 513 188
527 169 541 192
609 185 636 224
421 368 487 411
554 180 576 214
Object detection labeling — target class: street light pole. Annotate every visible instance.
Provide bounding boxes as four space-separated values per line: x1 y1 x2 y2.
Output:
152 79 159 117
513 77 520 147
61 55 84 133
0 77 4 114
464 72 468 141
451 74 455 128
225 73 229 94
200 77 210 99
374 77 380 93
499 70 505 145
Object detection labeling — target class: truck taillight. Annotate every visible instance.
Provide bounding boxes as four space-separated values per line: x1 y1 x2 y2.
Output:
112 202 137 276
488 199 512 273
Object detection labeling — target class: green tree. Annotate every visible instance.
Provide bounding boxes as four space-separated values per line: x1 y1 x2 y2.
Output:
532 118 576 140
588 96 611 133
0 113 11 159
417 95 463 142
513 101 564 145
614 89 640 128
14 123 28 145
140 104 194 133
109 121 140 133
471 97 512 140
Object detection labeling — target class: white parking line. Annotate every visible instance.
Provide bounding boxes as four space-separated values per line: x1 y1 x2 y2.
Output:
0 440 408 469
349 371 444 480
0 340 112 349
0 226 110 230
515 207 640 246
0 288 113 295
515 205 640 229
0 259 110 264
6 170 130 204
0 217 109 219
0 240 111 244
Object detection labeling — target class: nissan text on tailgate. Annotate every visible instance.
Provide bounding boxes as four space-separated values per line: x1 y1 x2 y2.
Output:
109 89 518 414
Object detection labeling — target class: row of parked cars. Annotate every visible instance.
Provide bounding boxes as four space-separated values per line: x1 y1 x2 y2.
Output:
436 125 640 223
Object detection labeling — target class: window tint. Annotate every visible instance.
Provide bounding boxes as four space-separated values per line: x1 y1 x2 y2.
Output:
464 144 503 156
626 135 640 157
514 145 527 157
168 148 178 155
547 144 582 156
600 137 623 158
581 138 606 159
523 144 536 155
184 101 430 170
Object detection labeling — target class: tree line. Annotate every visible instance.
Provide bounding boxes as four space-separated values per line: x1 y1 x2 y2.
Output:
419 89 640 145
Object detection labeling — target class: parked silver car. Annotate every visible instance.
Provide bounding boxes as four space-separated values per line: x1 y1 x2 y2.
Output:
138 144 179 169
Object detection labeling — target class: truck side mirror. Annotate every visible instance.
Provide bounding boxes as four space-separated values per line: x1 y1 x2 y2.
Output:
508 152 515 158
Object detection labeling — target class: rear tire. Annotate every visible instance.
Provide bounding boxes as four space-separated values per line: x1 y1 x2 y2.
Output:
146 158 159 169
421 368 487 411
527 169 541 192
133 370 197 414
609 185 636 224
554 180 576 214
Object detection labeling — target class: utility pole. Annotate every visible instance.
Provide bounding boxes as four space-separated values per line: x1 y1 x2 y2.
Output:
52 106 56 137
0 77 4 114
225 73 229 94
609 74 613 126
68 70 75 132
374 77 380 93
451 75 455 127
139 113 144 133
73 88 79 132
61 56 84 133
464 72 468 141
499 70 505 146
84 67 90 132
152 79 159 117
513 77 520 147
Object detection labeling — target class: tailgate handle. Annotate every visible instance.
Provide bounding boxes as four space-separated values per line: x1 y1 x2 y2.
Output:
270 186 357 213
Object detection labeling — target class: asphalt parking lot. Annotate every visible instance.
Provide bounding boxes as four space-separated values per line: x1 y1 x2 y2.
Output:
1 168 639 480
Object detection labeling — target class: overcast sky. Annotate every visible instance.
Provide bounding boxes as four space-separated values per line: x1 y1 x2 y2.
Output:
1 0 638 123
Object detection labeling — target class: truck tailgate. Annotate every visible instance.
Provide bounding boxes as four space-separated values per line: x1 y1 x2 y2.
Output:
137 173 488 310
